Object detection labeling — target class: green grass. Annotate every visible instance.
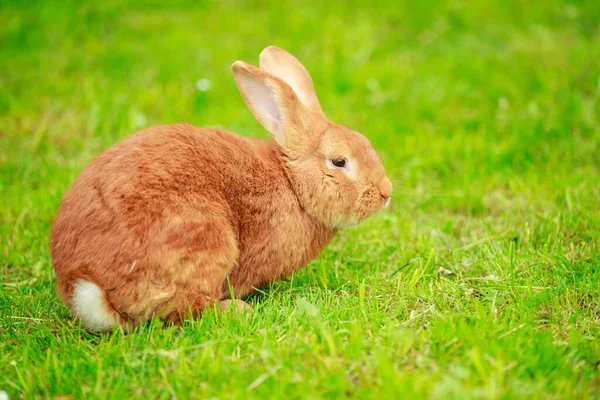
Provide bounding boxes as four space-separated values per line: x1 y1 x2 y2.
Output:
1 0 600 398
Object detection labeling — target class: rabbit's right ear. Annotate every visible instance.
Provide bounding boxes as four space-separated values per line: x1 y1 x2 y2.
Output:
232 61 308 149
259 46 323 115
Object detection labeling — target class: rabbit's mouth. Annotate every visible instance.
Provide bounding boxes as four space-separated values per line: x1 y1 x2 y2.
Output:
383 197 391 209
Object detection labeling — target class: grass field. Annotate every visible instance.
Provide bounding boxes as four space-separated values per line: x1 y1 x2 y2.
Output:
1 0 600 398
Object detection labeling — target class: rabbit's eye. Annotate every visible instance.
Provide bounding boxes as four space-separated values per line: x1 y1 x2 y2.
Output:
331 158 347 168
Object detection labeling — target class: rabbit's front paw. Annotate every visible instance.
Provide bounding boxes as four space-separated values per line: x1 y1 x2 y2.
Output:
219 299 252 313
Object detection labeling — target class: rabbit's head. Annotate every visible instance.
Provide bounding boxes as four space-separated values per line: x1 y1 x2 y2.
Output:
233 46 392 229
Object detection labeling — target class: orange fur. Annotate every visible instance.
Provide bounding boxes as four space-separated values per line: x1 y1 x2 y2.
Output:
50 47 391 331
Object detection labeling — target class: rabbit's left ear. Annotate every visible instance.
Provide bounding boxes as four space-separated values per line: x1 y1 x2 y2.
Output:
259 46 323 115
232 60 308 149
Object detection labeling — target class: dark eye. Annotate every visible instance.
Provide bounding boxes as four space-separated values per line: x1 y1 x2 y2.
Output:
332 158 346 168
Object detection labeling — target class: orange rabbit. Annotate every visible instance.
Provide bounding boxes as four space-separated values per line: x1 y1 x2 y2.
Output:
50 46 392 332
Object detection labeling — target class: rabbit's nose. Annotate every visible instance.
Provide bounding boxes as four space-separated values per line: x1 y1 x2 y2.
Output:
378 177 392 209
379 177 392 200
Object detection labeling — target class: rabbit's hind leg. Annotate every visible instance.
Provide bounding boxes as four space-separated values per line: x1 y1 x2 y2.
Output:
155 214 239 325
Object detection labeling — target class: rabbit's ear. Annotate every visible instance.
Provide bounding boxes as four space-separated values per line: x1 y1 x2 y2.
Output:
259 46 323 114
232 60 307 148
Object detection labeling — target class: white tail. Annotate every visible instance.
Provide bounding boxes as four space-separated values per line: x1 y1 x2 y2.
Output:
71 280 121 332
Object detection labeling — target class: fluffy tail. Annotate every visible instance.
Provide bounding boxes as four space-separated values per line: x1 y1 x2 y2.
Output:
70 280 125 332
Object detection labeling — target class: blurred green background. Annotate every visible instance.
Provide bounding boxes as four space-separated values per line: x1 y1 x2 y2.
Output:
1 0 599 398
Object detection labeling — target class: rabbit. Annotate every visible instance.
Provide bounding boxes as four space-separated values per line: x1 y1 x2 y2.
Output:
50 46 392 332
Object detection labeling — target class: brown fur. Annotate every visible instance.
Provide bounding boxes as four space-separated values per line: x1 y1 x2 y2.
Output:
50 47 391 330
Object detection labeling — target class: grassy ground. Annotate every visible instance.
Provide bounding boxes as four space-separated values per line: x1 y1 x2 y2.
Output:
1 0 599 398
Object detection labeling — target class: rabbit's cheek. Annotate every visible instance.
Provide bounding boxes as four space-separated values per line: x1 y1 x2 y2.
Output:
363 189 385 216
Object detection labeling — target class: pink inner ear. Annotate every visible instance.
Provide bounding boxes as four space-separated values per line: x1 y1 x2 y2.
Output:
241 75 282 126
